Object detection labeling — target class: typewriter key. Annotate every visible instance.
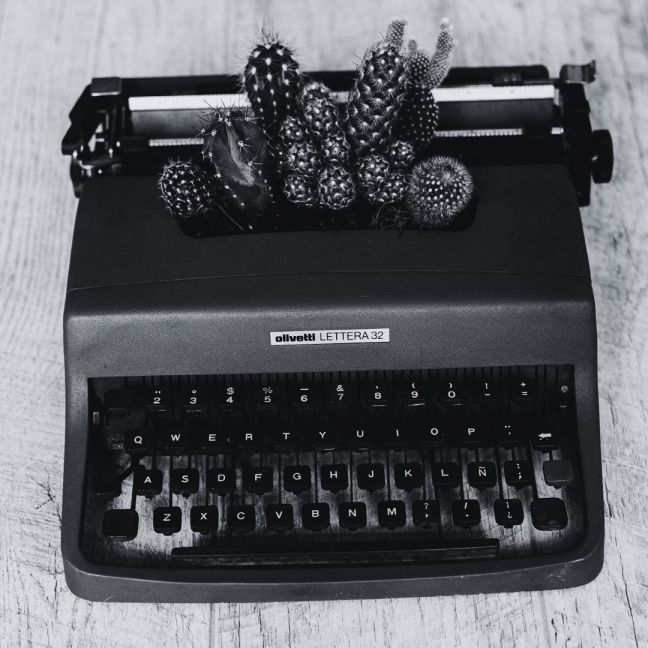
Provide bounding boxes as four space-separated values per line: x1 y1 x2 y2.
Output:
452 500 481 527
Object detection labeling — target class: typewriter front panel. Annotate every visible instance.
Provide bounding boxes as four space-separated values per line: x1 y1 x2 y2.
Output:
62 269 602 601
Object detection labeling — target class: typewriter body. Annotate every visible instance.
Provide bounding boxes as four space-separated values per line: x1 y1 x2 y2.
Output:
61 64 612 602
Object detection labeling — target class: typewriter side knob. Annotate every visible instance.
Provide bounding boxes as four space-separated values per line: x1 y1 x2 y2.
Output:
591 129 614 184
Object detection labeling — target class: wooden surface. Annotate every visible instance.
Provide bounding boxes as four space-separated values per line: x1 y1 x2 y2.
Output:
0 0 646 646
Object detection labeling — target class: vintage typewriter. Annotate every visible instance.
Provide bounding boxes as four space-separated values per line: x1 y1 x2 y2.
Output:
61 62 613 602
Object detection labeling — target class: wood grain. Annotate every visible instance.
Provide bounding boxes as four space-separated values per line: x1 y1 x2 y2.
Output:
0 0 646 646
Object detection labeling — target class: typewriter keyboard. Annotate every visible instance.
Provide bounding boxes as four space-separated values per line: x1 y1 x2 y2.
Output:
83 366 583 567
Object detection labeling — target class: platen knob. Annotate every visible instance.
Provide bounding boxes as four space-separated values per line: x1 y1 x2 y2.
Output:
591 129 613 183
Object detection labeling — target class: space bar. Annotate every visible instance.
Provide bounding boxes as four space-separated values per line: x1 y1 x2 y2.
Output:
172 539 499 566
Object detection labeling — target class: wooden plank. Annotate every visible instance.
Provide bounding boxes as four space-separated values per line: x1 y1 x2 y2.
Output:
0 0 646 647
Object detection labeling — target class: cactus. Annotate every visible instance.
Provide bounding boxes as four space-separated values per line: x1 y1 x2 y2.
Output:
158 161 215 219
356 154 391 195
278 115 309 147
276 114 322 207
299 82 350 165
285 141 320 177
406 155 474 228
201 108 274 223
318 165 356 210
427 18 456 88
345 20 408 156
356 154 407 206
395 20 456 150
275 115 308 171
280 82 355 210
243 30 303 133
369 172 407 205
321 132 351 165
284 173 318 208
384 139 416 172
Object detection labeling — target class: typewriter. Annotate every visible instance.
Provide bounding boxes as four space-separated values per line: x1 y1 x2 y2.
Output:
61 62 613 602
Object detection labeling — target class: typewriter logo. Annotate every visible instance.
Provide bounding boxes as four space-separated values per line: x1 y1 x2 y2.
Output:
270 328 390 346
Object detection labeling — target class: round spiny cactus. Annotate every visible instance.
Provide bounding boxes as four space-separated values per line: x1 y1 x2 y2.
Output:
243 31 303 133
356 154 391 196
284 173 318 208
158 161 215 219
278 115 309 147
356 153 409 206
384 139 416 171
345 20 408 156
368 172 408 205
318 165 356 210
285 141 320 177
321 132 351 165
407 155 474 228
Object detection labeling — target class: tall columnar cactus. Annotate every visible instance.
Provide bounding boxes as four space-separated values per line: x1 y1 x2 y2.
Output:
299 81 350 165
395 19 456 150
158 161 215 219
276 115 320 206
201 108 274 224
279 82 356 210
406 155 474 228
243 30 303 134
345 20 408 156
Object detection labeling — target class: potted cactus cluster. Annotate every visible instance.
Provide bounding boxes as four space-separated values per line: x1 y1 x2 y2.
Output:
159 19 475 236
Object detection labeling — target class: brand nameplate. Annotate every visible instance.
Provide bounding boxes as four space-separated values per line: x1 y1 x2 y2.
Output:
270 328 390 346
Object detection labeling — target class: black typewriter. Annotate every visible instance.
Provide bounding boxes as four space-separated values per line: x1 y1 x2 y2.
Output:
61 62 612 602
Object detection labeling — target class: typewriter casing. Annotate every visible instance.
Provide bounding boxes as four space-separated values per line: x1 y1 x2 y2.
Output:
63 160 603 601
